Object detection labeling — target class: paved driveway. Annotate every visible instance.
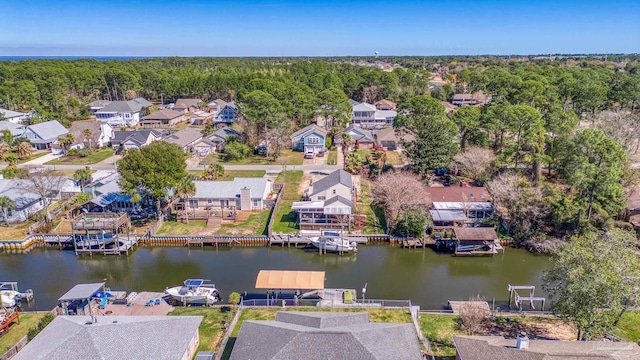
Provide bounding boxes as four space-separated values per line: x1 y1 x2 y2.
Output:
21 152 63 166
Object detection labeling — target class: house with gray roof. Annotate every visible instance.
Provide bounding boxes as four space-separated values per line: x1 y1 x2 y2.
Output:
111 129 162 151
82 172 154 213
68 120 113 149
290 124 327 154
340 124 375 150
291 169 356 231
162 128 203 152
453 335 640 360
0 120 26 140
188 178 273 211
0 107 31 124
214 101 238 126
173 98 203 113
87 100 111 112
13 315 203 360
140 109 186 128
23 120 69 150
0 179 43 223
352 102 397 129
205 127 243 153
230 311 422 360
95 97 151 127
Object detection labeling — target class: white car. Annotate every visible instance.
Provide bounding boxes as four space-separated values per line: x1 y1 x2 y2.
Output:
304 150 314 159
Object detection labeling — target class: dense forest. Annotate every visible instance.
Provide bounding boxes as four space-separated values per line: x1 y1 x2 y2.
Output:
1 55 640 249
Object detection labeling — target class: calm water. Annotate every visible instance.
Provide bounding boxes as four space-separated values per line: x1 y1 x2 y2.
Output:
0 245 551 310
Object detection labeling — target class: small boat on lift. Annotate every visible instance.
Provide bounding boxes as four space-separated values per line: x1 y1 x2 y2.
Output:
165 279 220 305
309 231 357 253
0 282 34 308
74 233 115 249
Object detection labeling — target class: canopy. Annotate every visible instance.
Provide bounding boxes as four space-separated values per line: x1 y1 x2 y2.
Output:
58 282 105 302
453 228 498 241
255 270 325 290
184 279 205 286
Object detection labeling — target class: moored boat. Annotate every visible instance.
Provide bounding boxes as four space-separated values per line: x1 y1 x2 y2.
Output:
309 235 357 253
165 279 220 305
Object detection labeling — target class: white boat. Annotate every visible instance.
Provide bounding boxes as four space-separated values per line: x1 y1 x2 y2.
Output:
165 279 220 305
309 236 357 253
0 282 33 307
75 233 115 248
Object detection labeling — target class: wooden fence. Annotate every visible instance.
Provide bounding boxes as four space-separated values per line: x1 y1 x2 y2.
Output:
266 183 285 236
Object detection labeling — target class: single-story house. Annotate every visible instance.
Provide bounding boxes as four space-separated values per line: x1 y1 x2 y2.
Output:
452 335 640 360
207 127 243 152
230 311 422 360
23 120 69 150
140 109 185 128
451 93 477 107
292 169 356 231
13 316 203 360
0 121 26 140
95 97 152 127
290 124 327 154
188 178 273 211
374 98 397 110
87 100 111 113
111 129 162 151
373 126 414 151
425 186 494 226
162 128 203 153
191 111 214 126
192 138 217 157
0 107 31 124
341 124 375 150
0 179 44 223
68 120 113 149
173 98 202 113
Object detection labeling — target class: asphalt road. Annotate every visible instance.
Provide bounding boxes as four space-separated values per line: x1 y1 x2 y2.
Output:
1 162 341 173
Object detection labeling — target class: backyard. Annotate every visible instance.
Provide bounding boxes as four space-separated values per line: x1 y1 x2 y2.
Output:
155 220 208 235
221 307 412 359
270 170 303 234
169 306 237 354
217 149 303 166
0 312 46 355
0 222 33 241
45 148 114 165
186 170 266 181
355 178 386 234
218 210 270 235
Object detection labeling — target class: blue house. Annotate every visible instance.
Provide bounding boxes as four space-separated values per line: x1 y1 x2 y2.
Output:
290 124 328 154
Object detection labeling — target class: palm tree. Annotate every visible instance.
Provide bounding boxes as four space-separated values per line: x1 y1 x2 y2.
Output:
0 196 15 227
341 133 352 167
0 142 10 160
345 152 364 174
83 128 94 150
73 169 93 191
175 175 196 224
17 141 33 160
58 133 75 153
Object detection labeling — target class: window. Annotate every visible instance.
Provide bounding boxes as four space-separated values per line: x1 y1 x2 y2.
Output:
308 137 319 144
6 209 11 217
253 200 259 207
189 199 198 209
318 196 326 200
332 189 336 195
207 199 213 204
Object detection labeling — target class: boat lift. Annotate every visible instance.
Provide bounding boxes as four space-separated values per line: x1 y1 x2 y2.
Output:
507 284 546 311
0 282 34 304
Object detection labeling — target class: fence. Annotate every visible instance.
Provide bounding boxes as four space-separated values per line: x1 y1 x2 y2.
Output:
266 183 285 236
0 335 28 360
241 298 413 309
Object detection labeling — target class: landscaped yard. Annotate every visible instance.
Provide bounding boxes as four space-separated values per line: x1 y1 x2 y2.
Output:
219 149 303 165
45 148 114 165
187 170 266 181
169 306 237 354
0 222 33 241
271 171 303 234
0 312 46 354
221 307 412 359
218 210 270 235
155 220 208 235
355 178 386 234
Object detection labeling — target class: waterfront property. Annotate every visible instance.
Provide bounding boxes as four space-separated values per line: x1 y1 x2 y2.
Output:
57 282 107 316
94 97 152 127
13 315 203 360
230 311 422 360
0 179 44 223
83 172 154 214
140 108 185 128
182 178 274 213
452 335 640 359
435 227 500 256
426 186 494 228
292 169 356 231
22 120 68 151
290 124 327 154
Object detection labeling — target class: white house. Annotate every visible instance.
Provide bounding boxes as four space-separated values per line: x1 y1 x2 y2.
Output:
0 121 26 140
0 108 31 124
352 102 397 128
87 100 112 113
95 98 152 127
23 120 69 150
188 178 273 211
0 179 44 224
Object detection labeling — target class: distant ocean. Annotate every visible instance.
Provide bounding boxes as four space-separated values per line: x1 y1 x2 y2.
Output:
0 56 151 62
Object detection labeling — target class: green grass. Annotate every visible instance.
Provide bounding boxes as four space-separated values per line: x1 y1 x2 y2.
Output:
419 314 460 357
219 149 303 165
218 210 271 235
271 171 303 234
613 311 640 342
222 307 412 359
155 220 208 235
0 312 46 353
327 149 337 165
355 178 386 234
169 306 237 353
45 148 114 165
187 170 266 181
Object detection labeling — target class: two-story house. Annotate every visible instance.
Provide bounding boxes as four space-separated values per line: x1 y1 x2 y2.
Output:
140 109 185 128
95 98 152 127
111 129 162 151
290 124 327 154
173 99 202 113
23 120 69 150
87 100 111 113
0 108 31 124
213 101 238 127
373 99 397 111
83 172 154 213
68 120 113 149
451 94 477 107
291 169 356 231
425 186 494 229
352 103 397 128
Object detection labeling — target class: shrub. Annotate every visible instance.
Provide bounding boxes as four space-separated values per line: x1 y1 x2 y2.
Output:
225 142 251 161
27 313 55 341
66 148 80 156
78 148 91 157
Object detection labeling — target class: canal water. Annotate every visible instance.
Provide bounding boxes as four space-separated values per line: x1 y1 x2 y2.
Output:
0 245 551 311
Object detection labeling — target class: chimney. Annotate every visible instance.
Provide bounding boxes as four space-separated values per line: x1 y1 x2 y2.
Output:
516 332 529 349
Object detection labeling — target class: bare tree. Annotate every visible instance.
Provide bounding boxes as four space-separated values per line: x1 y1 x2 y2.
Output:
454 147 496 185
594 111 640 156
372 172 430 232
459 295 489 335
265 123 291 161
17 167 66 223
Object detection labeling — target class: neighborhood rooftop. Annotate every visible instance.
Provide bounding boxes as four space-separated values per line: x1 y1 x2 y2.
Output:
310 169 353 196
194 178 271 199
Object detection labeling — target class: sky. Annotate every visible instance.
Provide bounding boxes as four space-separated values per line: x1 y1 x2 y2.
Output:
1 0 638 56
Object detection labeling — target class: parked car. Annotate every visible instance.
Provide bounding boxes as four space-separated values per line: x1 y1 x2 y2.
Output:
317 150 325 157
304 150 314 159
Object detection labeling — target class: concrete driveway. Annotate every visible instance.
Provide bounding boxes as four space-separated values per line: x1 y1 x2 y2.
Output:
21 152 63 166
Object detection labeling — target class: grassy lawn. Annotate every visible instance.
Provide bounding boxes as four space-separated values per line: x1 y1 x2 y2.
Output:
16 151 49 164
45 148 114 165
385 150 403 165
169 306 237 353
0 222 33 240
271 171 303 234
355 178 386 234
222 307 411 359
613 311 640 342
218 210 270 235
327 149 337 165
219 149 303 165
420 314 459 357
187 170 266 181
155 220 208 235
53 169 96 178
0 312 46 353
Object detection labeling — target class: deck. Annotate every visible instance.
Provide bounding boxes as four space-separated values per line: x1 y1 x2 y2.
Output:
72 213 129 231
102 292 174 316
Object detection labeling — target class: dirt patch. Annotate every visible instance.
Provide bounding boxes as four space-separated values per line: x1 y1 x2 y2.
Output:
298 174 313 195
480 316 576 340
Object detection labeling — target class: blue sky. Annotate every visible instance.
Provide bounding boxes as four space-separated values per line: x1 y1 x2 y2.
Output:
1 0 638 56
